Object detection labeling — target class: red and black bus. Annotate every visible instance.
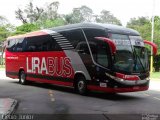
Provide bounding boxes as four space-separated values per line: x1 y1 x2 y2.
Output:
5 23 157 94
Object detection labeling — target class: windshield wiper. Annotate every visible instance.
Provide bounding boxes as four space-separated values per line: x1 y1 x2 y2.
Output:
133 48 146 73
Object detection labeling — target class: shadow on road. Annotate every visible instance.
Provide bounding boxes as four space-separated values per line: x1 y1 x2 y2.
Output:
10 81 143 101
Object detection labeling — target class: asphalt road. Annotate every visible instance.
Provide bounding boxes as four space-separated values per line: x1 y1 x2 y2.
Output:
0 72 160 120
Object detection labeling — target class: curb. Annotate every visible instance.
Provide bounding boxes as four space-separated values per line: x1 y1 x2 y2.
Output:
5 99 18 115
0 98 18 120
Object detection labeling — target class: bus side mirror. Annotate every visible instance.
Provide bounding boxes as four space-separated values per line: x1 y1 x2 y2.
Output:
95 37 116 55
144 40 158 56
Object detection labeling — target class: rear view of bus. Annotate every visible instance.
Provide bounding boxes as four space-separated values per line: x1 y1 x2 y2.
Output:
5 23 158 95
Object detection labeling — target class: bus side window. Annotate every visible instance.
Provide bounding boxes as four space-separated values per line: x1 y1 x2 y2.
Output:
60 29 86 49
83 29 110 68
76 42 90 55
7 39 16 52
83 28 107 39
24 35 62 52
15 38 24 52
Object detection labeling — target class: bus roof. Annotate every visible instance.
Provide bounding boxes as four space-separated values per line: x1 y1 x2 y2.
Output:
8 23 140 40
50 22 140 36
7 31 47 39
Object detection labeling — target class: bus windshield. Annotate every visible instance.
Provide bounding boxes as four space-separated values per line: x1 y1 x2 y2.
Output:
109 34 149 73
133 46 149 72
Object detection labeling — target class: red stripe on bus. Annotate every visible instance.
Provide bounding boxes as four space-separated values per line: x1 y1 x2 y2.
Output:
6 75 18 79
87 85 149 93
27 77 73 87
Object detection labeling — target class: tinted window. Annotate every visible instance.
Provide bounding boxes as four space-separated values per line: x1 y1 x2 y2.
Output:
7 39 16 52
7 38 25 52
60 29 85 49
7 35 62 52
25 35 61 52
83 29 110 68
15 38 24 52
76 42 90 55
89 39 110 68
84 28 107 41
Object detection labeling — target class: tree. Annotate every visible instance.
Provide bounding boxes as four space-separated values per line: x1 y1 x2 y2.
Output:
15 1 61 24
12 23 40 35
0 16 7 25
36 18 65 29
127 17 152 44
127 16 160 52
96 10 122 25
15 2 44 24
15 8 28 24
0 26 9 41
0 16 13 41
64 5 93 24
127 16 160 71
40 1 59 21
79 6 93 22
127 17 150 27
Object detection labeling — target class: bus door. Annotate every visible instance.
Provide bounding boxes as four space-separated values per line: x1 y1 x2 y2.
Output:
76 41 96 78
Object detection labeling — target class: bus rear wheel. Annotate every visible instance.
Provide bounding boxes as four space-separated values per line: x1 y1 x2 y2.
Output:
76 76 87 95
19 71 27 85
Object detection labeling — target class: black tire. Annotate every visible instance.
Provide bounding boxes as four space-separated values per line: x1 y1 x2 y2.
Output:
19 71 27 85
76 76 87 95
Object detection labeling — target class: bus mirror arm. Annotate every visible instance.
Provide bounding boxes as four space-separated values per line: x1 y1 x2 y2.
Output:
144 40 158 56
95 37 116 55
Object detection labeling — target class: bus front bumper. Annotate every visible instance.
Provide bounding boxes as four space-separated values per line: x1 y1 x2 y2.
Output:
87 85 149 93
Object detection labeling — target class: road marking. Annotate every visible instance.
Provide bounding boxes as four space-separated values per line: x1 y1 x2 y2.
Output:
49 90 53 94
50 94 53 97
48 90 55 102
51 98 55 102
153 97 160 101
143 93 150 96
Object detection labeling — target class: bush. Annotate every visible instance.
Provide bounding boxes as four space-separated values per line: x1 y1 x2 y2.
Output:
154 54 160 72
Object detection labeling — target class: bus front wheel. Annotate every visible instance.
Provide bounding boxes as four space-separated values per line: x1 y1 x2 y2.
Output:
19 71 27 85
76 76 87 95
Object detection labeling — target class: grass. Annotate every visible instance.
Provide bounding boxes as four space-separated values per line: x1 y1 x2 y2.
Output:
0 65 5 70
150 72 160 79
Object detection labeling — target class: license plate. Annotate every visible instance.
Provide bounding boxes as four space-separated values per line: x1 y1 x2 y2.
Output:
100 83 107 87
133 86 140 90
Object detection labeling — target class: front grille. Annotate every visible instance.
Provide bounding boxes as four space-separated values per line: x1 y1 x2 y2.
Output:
139 72 149 80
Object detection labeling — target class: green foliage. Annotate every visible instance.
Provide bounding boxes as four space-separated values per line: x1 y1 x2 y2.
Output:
40 1 59 21
13 1 122 33
0 16 7 26
63 6 121 25
64 5 93 24
15 23 40 33
150 72 160 79
15 1 60 24
127 17 150 26
0 26 9 41
15 2 44 24
153 54 160 72
127 16 160 72
96 10 122 25
127 16 160 54
36 18 65 29
0 16 13 41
